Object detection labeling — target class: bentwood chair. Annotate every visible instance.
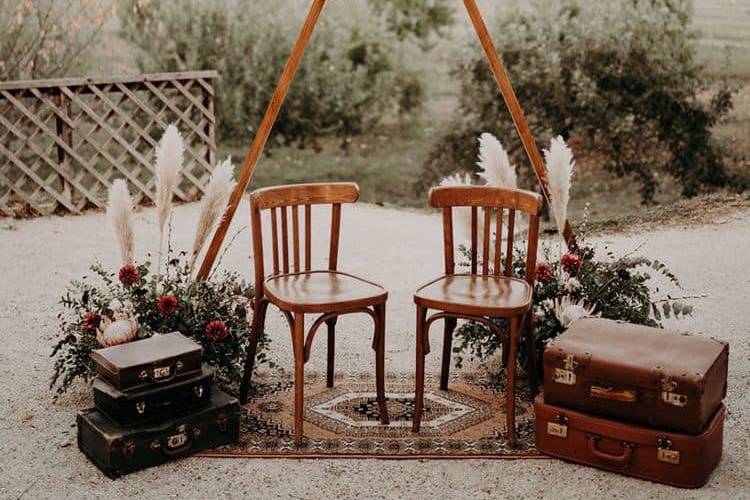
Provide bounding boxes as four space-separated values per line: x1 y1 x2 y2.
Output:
412 186 542 446
239 182 389 444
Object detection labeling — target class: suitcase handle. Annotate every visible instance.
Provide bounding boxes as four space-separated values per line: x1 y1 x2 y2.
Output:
589 385 638 403
586 434 635 468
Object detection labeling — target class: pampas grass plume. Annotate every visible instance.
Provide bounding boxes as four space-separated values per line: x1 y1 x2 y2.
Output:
107 179 135 265
155 124 183 236
544 135 575 243
477 133 517 189
190 157 236 268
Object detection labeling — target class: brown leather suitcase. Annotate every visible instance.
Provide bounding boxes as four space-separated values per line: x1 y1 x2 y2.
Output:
91 332 202 392
92 366 213 426
543 318 728 434
78 389 239 478
534 395 725 488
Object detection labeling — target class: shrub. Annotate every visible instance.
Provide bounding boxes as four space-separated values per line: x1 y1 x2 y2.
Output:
119 0 439 147
419 0 734 202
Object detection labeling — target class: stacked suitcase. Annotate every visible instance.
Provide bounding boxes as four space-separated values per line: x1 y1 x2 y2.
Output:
77 332 240 478
535 318 729 488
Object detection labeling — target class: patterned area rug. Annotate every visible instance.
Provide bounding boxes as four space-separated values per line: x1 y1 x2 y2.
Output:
199 372 544 459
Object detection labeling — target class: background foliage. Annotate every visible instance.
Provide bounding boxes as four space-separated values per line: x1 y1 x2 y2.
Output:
119 0 453 148
419 0 739 203
0 0 108 80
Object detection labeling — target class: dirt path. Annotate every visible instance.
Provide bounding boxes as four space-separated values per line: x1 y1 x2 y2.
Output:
1 201 748 499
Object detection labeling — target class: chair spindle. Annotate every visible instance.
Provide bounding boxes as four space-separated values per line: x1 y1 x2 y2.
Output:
504 208 515 276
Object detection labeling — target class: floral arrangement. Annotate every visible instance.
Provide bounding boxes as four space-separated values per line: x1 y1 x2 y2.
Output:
50 125 270 397
442 133 693 376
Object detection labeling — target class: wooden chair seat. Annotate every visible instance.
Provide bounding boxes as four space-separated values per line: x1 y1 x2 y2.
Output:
265 270 388 313
414 274 532 317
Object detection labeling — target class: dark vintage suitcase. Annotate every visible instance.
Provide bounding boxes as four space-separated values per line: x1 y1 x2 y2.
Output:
78 389 239 478
93 366 214 426
543 318 728 434
91 332 202 392
534 395 724 488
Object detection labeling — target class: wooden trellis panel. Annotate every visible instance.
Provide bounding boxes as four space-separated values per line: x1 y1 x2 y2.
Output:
0 71 217 217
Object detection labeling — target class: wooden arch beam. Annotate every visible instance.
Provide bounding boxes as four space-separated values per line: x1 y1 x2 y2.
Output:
197 0 575 280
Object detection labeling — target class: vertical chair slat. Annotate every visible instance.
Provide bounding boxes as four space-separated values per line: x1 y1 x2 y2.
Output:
470 206 478 275
304 204 312 271
292 205 300 272
443 207 455 274
494 208 503 276
329 203 341 270
525 214 540 282
280 206 289 273
250 206 265 300
270 208 279 275
482 206 491 275
504 208 515 276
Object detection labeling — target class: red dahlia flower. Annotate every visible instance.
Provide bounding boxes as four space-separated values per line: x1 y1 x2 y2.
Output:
118 264 140 287
536 262 554 284
82 312 101 334
157 295 178 317
561 253 582 276
205 319 228 341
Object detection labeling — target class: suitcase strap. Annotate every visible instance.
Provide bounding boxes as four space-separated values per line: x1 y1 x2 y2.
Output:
586 433 636 469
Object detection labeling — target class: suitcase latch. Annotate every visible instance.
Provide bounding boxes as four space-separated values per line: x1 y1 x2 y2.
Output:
135 401 146 415
657 437 680 464
152 365 171 380
553 355 577 385
167 424 189 449
660 378 687 407
121 440 135 459
547 414 568 438
216 412 229 432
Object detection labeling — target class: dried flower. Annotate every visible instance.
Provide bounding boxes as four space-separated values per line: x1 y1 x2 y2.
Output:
190 157 236 268
155 124 184 276
536 262 554 284
82 312 101 334
106 179 135 265
564 277 581 293
554 297 597 329
476 132 517 189
204 319 228 342
157 295 178 317
118 264 140 287
561 253 582 276
544 136 575 245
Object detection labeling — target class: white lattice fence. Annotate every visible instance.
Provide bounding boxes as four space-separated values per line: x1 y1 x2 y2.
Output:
0 71 217 217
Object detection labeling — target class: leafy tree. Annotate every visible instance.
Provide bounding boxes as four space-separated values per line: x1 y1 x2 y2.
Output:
420 0 735 203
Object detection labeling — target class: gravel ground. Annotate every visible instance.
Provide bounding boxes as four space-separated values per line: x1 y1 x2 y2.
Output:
0 201 748 500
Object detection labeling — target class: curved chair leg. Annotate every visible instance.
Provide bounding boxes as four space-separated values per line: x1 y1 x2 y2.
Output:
412 305 428 433
505 315 521 447
325 317 337 388
240 299 269 404
524 313 538 395
501 325 510 367
292 312 305 445
440 317 457 390
372 303 389 425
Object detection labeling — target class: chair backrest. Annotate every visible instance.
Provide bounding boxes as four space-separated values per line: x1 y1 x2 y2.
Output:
250 182 359 294
428 185 543 283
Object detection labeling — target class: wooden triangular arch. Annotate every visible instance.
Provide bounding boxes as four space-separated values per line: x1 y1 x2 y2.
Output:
196 0 576 280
